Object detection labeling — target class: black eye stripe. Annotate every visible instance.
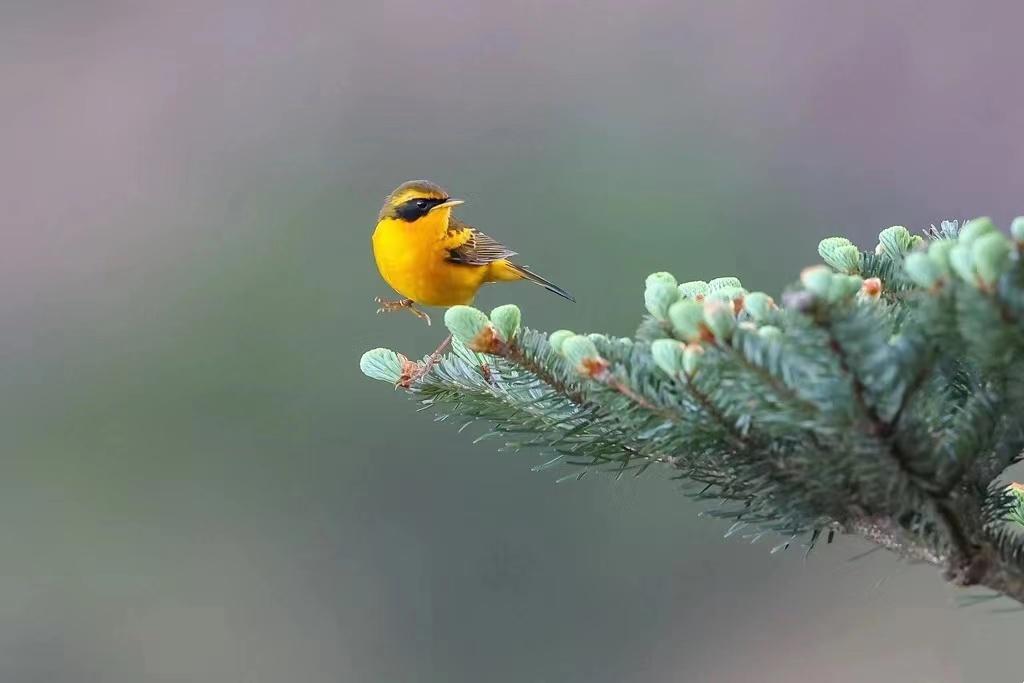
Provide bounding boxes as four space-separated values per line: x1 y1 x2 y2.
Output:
394 197 446 221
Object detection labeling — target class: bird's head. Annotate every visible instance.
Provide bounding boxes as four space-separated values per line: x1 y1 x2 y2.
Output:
377 180 464 224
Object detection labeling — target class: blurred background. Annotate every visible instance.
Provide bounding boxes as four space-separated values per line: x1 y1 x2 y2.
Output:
3 1 1024 681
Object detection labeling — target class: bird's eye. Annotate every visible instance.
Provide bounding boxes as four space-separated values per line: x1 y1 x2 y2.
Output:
393 197 434 221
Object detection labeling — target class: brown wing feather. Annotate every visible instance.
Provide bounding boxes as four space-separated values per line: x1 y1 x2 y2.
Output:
445 217 517 266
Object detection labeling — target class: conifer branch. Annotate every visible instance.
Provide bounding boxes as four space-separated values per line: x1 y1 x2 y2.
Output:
361 217 1024 605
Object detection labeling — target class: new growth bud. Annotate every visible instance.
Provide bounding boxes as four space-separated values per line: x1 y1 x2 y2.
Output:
800 265 833 299
877 225 914 258
489 304 522 343
645 281 680 321
928 240 955 276
650 338 686 377
948 244 976 285
678 280 709 301
972 231 1012 288
829 274 864 302
645 272 678 289
668 300 708 342
958 217 996 246
682 343 704 375
703 300 736 341
818 237 861 274
743 292 777 322
445 305 500 353
1011 217 1024 245
561 335 609 377
561 335 599 366
708 277 743 292
359 348 406 384
548 329 575 355
903 252 941 289
800 265 864 303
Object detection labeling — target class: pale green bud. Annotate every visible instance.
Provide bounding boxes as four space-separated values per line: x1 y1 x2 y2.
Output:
444 306 492 346
959 217 996 246
903 252 941 288
708 284 749 309
800 265 833 298
650 339 686 376
668 300 707 342
972 231 1012 287
644 281 679 320
678 280 709 300
743 292 776 322
757 325 782 341
645 271 678 290
828 274 863 302
708 276 742 292
878 225 913 258
708 286 747 304
682 344 704 375
1011 217 1024 243
818 237 860 273
703 300 736 341
489 304 521 342
561 335 601 369
548 329 575 355
928 239 955 275
948 244 976 284
359 348 405 383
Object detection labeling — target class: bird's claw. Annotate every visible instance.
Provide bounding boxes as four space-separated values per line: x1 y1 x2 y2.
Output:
409 308 432 326
374 297 431 326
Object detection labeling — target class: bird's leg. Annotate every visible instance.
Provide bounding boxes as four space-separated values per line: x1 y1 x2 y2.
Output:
374 297 431 326
395 333 453 389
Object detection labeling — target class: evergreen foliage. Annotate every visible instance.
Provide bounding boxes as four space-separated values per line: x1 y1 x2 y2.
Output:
361 218 1024 604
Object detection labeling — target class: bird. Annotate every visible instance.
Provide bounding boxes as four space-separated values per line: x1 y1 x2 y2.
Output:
372 179 574 326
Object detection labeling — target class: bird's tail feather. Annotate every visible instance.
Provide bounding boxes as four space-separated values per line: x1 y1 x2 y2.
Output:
506 263 575 302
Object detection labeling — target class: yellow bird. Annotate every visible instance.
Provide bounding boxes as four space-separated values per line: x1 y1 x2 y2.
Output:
372 180 574 326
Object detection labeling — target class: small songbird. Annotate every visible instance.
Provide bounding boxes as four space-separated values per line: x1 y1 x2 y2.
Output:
372 180 574 326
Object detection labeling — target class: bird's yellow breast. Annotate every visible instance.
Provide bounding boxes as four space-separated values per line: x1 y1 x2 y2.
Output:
372 213 490 307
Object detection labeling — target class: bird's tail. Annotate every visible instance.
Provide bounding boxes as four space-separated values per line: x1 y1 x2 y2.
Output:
500 262 575 302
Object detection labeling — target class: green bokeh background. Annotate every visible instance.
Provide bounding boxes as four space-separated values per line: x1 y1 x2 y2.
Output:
4 2 1024 681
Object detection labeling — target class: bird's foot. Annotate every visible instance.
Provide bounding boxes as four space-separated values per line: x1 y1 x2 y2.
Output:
374 297 431 326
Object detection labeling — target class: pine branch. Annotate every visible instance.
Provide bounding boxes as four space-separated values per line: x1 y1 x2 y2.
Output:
361 217 1024 605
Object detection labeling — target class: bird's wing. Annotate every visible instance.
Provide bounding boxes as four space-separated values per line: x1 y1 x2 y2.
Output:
443 217 518 266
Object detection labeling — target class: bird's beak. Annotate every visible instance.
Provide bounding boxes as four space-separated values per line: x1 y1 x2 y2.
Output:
429 199 464 212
